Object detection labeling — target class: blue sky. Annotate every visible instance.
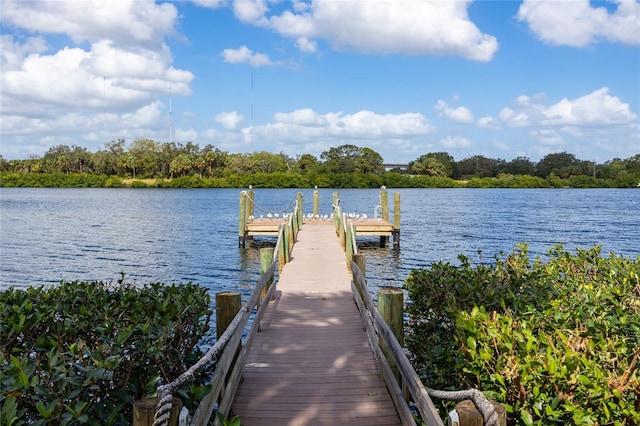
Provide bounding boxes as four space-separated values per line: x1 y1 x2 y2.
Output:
1 0 638 164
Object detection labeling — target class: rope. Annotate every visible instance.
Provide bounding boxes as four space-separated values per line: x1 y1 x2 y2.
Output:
245 195 297 215
152 305 247 426
426 388 500 426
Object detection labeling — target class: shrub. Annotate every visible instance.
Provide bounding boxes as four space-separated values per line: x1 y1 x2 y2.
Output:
1 280 213 425
405 244 640 425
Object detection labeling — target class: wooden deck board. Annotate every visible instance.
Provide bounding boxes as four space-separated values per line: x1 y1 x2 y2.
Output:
231 224 402 425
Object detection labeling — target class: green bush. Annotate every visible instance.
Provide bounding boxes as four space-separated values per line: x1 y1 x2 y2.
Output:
1 280 213 425
405 245 640 425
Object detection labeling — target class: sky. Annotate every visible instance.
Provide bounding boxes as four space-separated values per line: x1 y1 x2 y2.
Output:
1 0 639 164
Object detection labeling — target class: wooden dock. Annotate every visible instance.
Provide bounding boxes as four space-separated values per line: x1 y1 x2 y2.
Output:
231 222 402 425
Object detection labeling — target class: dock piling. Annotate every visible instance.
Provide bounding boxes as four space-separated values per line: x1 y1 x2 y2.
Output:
238 191 247 248
393 192 401 249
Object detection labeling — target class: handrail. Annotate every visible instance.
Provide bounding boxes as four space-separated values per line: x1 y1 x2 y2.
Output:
350 261 444 426
152 196 301 426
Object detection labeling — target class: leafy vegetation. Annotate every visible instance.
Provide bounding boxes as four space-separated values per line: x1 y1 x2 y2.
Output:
405 244 640 425
1 139 638 188
0 279 213 425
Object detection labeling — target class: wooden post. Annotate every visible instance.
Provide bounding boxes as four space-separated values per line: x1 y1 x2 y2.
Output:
313 190 319 218
260 248 274 301
380 189 389 221
277 224 286 272
353 253 366 277
345 223 354 271
283 222 290 263
333 201 340 234
216 291 241 339
455 400 507 426
380 189 389 247
238 191 247 248
378 288 404 385
352 253 366 302
296 192 303 227
393 192 400 250
247 189 255 218
133 396 182 426
339 213 346 249
378 288 404 346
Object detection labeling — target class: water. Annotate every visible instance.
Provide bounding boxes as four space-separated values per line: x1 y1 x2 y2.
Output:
1 188 639 296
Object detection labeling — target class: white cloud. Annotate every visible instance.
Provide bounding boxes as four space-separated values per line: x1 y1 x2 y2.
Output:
441 135 472 148
190 0 227 9
1 0 178 47
215 111 245 130
477 116 500 130
517 0 640 47
434 100 474 124
530 129 564 146
501 87 637 128
274 109 328 127
233 0 269 25
234 0 498 61
0 0 194 157
295 37 317 53
221 45 275 67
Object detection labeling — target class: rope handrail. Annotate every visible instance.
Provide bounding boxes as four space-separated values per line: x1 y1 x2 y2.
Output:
152 304 246 426
154 195 299 425
245 193 297 216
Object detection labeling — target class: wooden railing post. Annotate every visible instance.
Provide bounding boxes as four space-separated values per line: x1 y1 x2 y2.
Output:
134 396 183 426
296 192 303 228
260 248 275 302
393 192 400 250
238 191 247 248
345 223 354 271
353 253 366 278
216 292 242 339
455 400 507 426
378 288 404 386
313 189 319 218
339 213 346 249
277 224 286 272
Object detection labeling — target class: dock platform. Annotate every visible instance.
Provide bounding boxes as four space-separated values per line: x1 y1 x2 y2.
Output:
231 222 402 425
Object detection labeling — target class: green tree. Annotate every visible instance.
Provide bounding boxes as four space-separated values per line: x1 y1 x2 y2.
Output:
225 153 257 175
295 154 319 173
117 152 138 178
536 152 578 177
128 138 160 178
201 144 228 177
502 156 535 176
356 147 384 174
170 153 198 177
454 155 502 179
94 139 125 176
411 152 455 177
411 156 447 177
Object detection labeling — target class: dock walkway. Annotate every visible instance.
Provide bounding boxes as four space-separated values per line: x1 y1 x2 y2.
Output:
231 222 402 425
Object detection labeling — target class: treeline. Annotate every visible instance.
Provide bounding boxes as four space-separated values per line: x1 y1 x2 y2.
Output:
1 139 639 188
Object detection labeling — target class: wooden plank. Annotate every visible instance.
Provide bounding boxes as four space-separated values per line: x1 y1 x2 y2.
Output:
231 224 402 426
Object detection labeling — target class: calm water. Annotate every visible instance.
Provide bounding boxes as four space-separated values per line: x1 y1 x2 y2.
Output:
1 188 639 297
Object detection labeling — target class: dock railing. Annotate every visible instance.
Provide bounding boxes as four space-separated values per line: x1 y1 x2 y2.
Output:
349 260 444 426
148 199 301 426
